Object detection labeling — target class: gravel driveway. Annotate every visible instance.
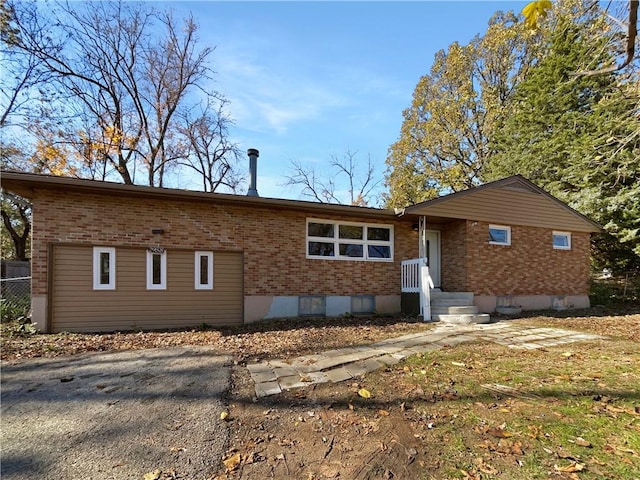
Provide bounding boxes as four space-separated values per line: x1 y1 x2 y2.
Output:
1 347 231 479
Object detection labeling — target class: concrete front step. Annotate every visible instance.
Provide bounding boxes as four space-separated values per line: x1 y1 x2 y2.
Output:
431 305 478 315
431 298 476 307
430 291 474 303
433 313 492 324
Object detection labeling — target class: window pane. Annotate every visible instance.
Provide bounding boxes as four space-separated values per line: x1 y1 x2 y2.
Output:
368 245 391 258
339 225 363 240
299 296 326 316
352 295 375 314
308 242 335 256
199 255 209 284
553 234 570 248
339 243 363 257
99 252 110 285
367 227 390 241
152 253 162 284
489 228 507 244
308 222 334 237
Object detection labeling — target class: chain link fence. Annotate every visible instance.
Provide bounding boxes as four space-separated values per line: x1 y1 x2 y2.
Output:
0 276 31 322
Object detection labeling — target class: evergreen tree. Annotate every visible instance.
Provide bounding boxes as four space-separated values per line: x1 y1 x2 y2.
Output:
488 10 640 271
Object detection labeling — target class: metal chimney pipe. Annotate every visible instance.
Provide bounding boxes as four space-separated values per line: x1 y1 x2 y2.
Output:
246 148 259 197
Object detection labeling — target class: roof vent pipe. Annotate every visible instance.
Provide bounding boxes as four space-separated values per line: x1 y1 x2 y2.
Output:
246 148 259 197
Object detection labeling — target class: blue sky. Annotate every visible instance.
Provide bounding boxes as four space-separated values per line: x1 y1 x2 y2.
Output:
166 1 528 203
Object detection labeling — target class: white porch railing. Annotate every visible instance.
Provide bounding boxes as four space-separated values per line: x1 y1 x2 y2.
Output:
401 258 426 292
401 258 434 320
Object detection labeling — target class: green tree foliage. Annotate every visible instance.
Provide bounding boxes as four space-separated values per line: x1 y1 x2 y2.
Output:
384 12 537 208
488 5 640 271
1 192 30 261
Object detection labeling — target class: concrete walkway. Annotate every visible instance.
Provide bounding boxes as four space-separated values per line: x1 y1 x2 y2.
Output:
247 322 604 398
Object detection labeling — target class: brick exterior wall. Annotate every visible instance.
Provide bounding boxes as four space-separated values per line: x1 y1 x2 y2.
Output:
31 189 418 298
465 221 590 296
440 220 467 292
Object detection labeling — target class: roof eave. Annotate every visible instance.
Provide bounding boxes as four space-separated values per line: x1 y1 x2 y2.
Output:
0 170 399 220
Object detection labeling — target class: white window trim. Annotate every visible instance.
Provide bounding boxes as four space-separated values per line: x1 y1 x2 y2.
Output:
489 225 511 246
146 249 167 290
306 218 394 262
553 231 572 250
93 247 116 290
194 251 214 290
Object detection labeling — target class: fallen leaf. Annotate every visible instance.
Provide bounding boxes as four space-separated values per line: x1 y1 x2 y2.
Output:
378 409 390 416
575 437 592 448
223 452 242 472
451 361 466 367
557 448 580 460
498 439 524 455
143 469 162 480
474 457 498 475
358 388 372 399
459 469 481 480
554 462 585 473
487 427 513 438
220 411 230 421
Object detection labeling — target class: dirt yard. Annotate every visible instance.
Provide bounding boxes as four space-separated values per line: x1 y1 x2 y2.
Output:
2 307 639 479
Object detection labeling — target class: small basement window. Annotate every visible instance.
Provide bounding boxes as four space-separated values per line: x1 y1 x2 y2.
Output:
299 296 326 316
553 231 571 250
146 249 167 290
352 295 375 314
195 251 214 289
489 225 511 246
93 247 116 290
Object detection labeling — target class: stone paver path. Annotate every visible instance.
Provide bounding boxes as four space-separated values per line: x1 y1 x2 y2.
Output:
247 322 604 398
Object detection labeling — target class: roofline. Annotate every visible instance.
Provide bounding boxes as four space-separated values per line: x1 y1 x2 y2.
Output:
403 175 602 231
0 170 399 220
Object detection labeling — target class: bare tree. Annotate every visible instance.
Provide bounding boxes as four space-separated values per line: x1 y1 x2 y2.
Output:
284 150 381 206
7 0 218 187
177 99 243 193
0 0 49 128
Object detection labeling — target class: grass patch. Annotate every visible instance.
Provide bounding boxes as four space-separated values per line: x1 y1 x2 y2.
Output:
368 339 640 479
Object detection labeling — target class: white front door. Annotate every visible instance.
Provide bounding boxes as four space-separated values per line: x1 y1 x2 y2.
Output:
425 230 441 288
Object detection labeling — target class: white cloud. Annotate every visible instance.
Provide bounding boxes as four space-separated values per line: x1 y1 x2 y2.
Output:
211 42 351 135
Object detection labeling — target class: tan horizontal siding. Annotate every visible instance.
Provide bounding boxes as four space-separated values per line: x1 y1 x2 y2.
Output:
51 245 243 332
418 188 597 232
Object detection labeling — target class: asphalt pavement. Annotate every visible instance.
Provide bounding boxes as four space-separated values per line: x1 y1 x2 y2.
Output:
1 347 231 480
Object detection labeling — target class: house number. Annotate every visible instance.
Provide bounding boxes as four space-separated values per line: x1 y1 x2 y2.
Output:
148 247 165 254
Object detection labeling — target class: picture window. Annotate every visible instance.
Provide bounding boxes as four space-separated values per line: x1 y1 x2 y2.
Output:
307 219 393 261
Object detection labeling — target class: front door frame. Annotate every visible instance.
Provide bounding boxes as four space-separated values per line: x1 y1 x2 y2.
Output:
418 217 441 288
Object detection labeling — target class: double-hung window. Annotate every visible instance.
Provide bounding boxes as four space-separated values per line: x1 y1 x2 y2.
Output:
307 219 393 261
93 247 116 290
195 251 214 290
146 248 167 290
